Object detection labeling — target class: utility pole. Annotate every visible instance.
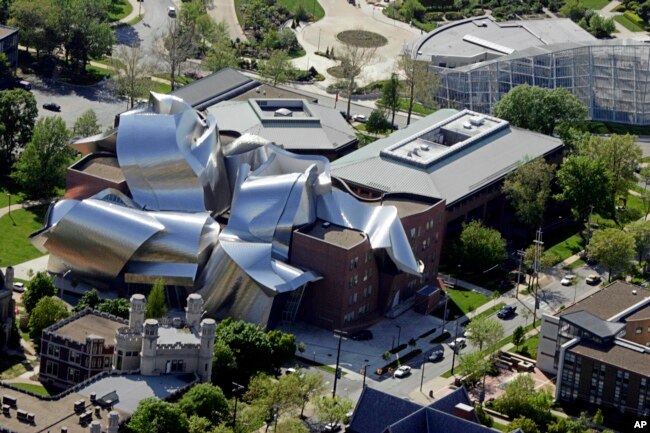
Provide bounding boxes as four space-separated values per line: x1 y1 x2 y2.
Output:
516 249 524 299
420 352 426 392
450 317 460 375
332 330 346 398
584 205 594 257
532 228 544 328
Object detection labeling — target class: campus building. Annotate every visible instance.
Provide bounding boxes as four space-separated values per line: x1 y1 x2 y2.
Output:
537 281 650 420
331 109 563 238
0 267 15 348
39 293 215 390
0 24 18 72
408 17 650 125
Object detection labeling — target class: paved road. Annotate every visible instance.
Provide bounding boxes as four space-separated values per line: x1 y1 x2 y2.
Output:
210 0 247 41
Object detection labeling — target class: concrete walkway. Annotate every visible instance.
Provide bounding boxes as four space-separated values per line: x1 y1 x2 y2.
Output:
0 199 51 219
119 0 144 25
209 0 247 41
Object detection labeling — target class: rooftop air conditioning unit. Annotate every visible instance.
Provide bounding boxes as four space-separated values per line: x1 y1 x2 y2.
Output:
463 122 472 129
469 116 485 126
420 144 430 151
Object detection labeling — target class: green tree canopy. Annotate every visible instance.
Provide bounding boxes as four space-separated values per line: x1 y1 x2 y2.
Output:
509 416 541 433
502 158 555 228
112 44 153 110
11 116 73 198
188 415 213 433
459 220 507 272
204 22 239 72
315 396 353 426
291 370 325 417
178 383 229 424
560 0 586 21
556 155 614 221
73 109 102 138
268 329 296 369
493 374 553 427
493 84 587 135
512 326 525 350
96 298 130 318
258 50 296 86
366 109 391 133
464 317 504 351
127 397 189 433
380 73 400 126
397 55 436 125
457 349 491 384
28 296 70 337
627 220 650 262
588 228 636 280
0 89 37 176
146 278 168 319
276 419 309 433
23 271 57 313
245 374 302 422
74 288 101 312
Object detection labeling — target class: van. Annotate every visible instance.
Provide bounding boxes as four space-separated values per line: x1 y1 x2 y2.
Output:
16 80 31 90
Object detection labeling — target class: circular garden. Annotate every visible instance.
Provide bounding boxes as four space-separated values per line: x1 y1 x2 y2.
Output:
336 30 388 48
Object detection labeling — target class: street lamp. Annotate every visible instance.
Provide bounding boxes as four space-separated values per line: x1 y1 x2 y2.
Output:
332 330 347 398
361 363 370 388
395 325 402 348
232 382 245 430
419 352 426 392
450 317 460 375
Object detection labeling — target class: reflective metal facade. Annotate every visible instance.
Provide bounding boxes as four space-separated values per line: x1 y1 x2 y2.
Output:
34 93 424 327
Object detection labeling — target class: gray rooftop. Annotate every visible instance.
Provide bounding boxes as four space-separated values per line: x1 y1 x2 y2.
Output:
561 310 626 339
77 374 195 414
170 67 259 110
410 16 594 62
157 325 201 346
331 109 562 204
209 99 357 152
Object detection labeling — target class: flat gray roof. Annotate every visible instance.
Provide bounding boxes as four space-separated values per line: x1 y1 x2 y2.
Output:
53 312 125 343
331 109 562 204
561 310 626 339
170 67 259 110
157 325 200 346
209 99 357 152
410 16 594 62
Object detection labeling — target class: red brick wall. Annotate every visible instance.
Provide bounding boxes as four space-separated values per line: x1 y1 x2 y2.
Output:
625 319 650 346
65 169 129 200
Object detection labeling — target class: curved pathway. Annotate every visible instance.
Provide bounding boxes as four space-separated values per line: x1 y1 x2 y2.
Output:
209 0 247 41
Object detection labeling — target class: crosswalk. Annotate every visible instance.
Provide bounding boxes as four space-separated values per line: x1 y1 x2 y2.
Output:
518 294 555 316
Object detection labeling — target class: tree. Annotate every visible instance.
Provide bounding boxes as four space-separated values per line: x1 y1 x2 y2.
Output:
493 84 587 135
366 109 391 133
292 371 325 417
23 271 57 313
188 415 213 433
588 228 635 281
339 42 377 120
245 374 302 424
74 288 101 312
502 158 555 228
212 340 237 388
268 329 296 369
464 317 504 351
509 416 541 433
0 89 37 176
11 116 73 198
276 419 309 433
127 397 189 433
73 109 102 137
204 23 239 72
560 0 586 21
397 55 437 125
457 350 490 385
96 298 130 318
28 296 70 338
381 73 400 126
112 44 153 109
493 374 553 427
258 50 296 86
627 220 650 263
315 396 353 427
585 13 616 38
156 19 198 90
547 416 589 433
512 326 525 350
9 0 58 58
178 383 229 424
556 155 614 222
146 278 168 319
0 53 13 87
459 220 507 272
579 134 641 203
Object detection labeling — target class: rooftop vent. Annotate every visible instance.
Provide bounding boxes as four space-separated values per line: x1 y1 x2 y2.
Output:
420 144 429 151
322 221 331 228
274 108 293 117
633 289 638 295
470 116 485 126
463 122 472 129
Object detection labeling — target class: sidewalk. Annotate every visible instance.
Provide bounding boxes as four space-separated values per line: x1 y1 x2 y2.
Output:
0 198 51 219
118 0 143 25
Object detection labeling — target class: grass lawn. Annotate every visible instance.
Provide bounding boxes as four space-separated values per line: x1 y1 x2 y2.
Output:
10 382 52 397
0 205 48 267
0 189 25 208
279 0 325 19
579 0 609 8
614 14 646 32
563 258 586 271
0 356 28 380
491 421 512 432
445 287 490 316
153 73 194 86
398 99 436 116
148 79 172 94
546 233 584 263
471 302 505 321
510 334 539 358
108 0 133 22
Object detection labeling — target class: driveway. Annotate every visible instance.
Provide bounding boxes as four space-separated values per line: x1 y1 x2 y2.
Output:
209 0 247 41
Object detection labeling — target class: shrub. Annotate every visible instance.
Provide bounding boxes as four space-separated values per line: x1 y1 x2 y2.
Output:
366 109 391 133
445 11 464 20
625 10 645 26
424 11 445 20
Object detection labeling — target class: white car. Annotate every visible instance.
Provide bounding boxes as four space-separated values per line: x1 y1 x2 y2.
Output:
12 282 25 293
352 114 367 123
167 6 177 17
561 275 576 286
449 337 467 352
394 365 411 378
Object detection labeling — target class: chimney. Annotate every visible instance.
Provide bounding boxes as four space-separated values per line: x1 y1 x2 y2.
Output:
454 403 476 422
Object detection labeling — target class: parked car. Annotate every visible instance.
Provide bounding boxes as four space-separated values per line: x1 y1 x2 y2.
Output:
586 274 601 285
350 329 373 341
449 337 466 352
322 423 341 432
12 282 25 293
497 305 517 319
42 102 61 111
428 344 444 362
561 274 576 286
352 114 367 123
394 365 411 378
167 6 177 17
15 80 31 90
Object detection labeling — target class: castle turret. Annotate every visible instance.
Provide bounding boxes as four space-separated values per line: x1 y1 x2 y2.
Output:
4 266 13 289
107 411 120 433
129 294 146 332
185 293 204 328
140 319 159 375
198 318 216 383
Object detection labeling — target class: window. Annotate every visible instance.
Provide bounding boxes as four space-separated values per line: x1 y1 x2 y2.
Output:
45 361 58 376
104 357 111 368
422 238 430 250
69 351 81 365
47 344 60 358
637 327 643 334
358 304 368 315
410 228 416 239
348 292 358 305
68 367 80 382
349 257 359 270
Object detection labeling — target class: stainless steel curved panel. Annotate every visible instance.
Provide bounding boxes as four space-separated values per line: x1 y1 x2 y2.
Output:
70 128 118 155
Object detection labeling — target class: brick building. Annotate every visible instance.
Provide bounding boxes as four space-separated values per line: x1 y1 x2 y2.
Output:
331 109 564 239
0 25 18 72
537 281 650 421
64 153 129 200
292 194 447 331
